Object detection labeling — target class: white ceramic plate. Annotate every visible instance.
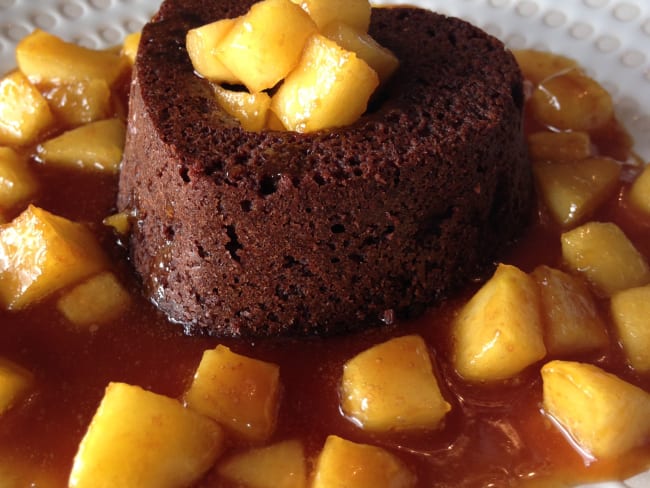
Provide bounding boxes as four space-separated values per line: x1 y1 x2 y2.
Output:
0 1 649 487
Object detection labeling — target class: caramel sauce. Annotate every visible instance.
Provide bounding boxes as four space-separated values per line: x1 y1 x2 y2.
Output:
1 76 650 488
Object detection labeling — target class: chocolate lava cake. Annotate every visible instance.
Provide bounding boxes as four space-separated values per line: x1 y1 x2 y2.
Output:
117 0 532 336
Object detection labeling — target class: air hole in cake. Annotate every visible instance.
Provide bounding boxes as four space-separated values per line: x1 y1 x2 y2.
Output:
259 174 279 196
511 82 525 111
348 253 365 264
331 224 345 234
224 225 242 262
180 166 190 183
197 245 209 258
240 200 252 212
448 32 458 47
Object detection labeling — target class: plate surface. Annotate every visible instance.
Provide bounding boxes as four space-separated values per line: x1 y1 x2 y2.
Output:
0 1 649 487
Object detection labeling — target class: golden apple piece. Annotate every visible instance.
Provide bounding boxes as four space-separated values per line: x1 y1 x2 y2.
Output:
451 264 546 382
321 21 398 84
0 71 55 146
215 0 317 92
57 272 131 327
41 79 111 128
0 357 33 416
531 265 608 357
561 222 650 296
271 34 378 133
184 344 280 442
292 0 371 32
529 70 614 131
512 49 578 86
102 211 131 235
214 85 271 132
312 435 416 488
187 18 239 84
527 131 591 162
122 31 141 66
542 360 650 460
341 335 451 431
218 440 307 488
69 382 224 488
0 205 108 310
16 29 129 86
0 147 38 212
611 285 650 372
37 118 126 174
533 157 621 228
628 164 650 216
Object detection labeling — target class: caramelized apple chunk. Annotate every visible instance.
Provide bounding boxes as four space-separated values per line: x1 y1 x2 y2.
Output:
69 382 224 488
186 19 239 84
41 79 111 128
122 32 142 66
321 21 399 83
0 71 55 146
531 265 608 357
451 264 546 381
341 335 451 431
561 222 650 296
628 164 650 216
102 211 131 235
529 69 614 131
610 285 650 372
16 30 129 86
0 357 33 416
271 34 378 132
0 147 38 212
218 440 307 488
214 85 271 132
37 118 126 173
512 49 578 85
57 272 131 327
184 344 280 442
312 436 416 488
527 131 591 162
215 0 317 92
291 0 371 31
542 360 650 460
0 205 108 309
533 157 621 227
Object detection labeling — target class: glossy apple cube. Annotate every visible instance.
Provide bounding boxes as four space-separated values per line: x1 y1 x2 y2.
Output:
0 71 54 146
451 264 546 381
271 34 378 132
312 436 416 488
611 285 650 372
69 382 224 488
0 205 108 309
218 440 307 488
184 344 280 442
542 360 650 459
531 265 608 356
341 334 451 431
561 222 650 296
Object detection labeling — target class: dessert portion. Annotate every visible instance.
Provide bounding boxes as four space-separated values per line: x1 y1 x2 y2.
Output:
1 13 650 486
118 0 532 336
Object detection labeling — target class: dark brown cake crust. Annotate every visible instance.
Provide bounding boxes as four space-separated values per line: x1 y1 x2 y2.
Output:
118 0 532 337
